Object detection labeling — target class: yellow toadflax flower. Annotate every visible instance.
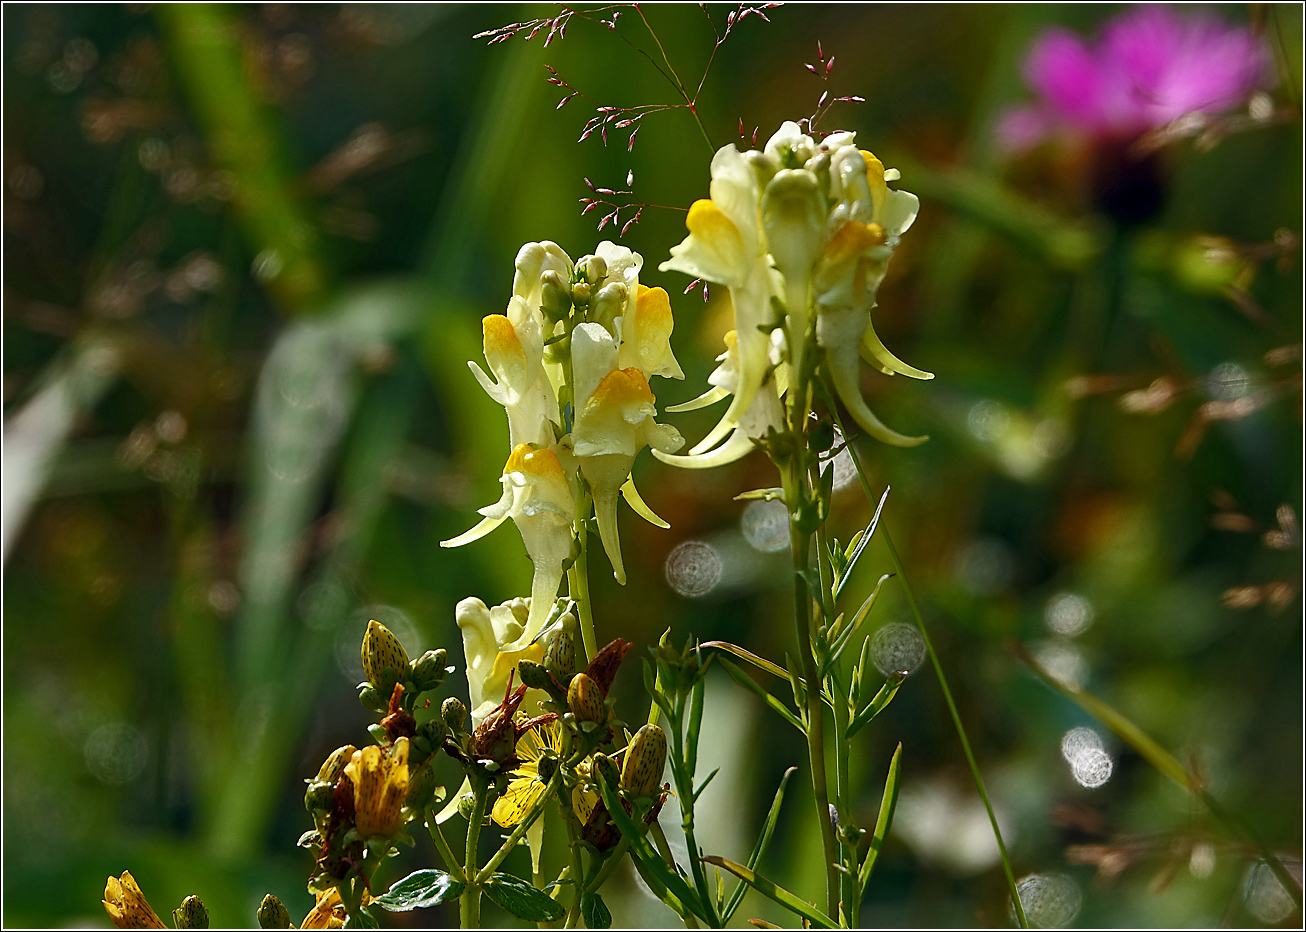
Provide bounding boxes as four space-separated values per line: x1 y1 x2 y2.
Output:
469 296 560 450
300 887 373 929
571 367 683 584
659 120 932 464
103 871 167 930
456 595 547 726
344 737 410 840
441 443 575 637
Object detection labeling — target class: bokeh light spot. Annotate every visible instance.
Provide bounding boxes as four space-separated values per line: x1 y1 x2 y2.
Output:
665 541 723 598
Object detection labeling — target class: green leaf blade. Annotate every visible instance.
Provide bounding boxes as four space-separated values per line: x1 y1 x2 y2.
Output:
371 869 464 912
859 743 902 894
483 873 566 922
703 856 837 929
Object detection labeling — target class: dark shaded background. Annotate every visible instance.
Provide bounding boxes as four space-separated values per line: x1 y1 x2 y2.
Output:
3 4 1301 927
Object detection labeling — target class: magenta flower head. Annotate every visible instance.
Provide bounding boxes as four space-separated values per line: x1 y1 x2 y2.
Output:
998 5 1267 152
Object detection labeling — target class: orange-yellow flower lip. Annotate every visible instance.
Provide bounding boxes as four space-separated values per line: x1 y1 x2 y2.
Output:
503 443 566 480
482 314 524 357
588 367 655 409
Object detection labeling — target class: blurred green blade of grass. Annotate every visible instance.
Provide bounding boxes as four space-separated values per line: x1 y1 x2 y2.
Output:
1012 640 1304 915
209 280 427 857
156 3 327 312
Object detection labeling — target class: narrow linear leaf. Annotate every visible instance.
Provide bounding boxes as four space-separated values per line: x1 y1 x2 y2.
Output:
595 777 706 919
702 641 796 682
703 857 837 929
483 873 566 922
581 891 612 929
834 486 891 601
822 574 894 679
859 743 902 894
846 673 906 740
718 658 804 733
724 767 797 923
693 767 721 803
372 869 465 911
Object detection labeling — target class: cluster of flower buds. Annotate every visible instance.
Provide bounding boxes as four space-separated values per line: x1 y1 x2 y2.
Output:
487 630 668 854
442 240 686 638
655 121 932 471
299 621 452 903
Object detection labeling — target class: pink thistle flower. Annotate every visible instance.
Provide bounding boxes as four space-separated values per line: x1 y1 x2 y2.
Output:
998 6 1268 152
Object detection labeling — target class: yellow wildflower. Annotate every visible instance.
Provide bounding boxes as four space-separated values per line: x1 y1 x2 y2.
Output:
102 871 167 930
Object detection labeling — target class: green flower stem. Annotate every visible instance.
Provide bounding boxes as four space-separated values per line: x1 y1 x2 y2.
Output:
563 819 587 929
882 530 1027 929
785 461 841 922
814 517 858 923
426 809 467 882
569 493 598 663
832 412 1028 929
475 771 562 883
461 776 488 929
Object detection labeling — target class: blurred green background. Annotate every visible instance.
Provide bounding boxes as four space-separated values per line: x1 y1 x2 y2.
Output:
3 3 1301 928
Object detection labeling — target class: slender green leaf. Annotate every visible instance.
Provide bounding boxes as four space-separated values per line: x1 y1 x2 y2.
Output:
701 641 795 682
482 873 566 922
718 658 804 733
846 673 905 740
821 574 893 680
723 767 797 923
372 869 464 911
733 487 784 502
581 891 612 929
686 677 706 778
833 485 890 602
594 776 706 920
703 857 837 929
693 767 721 803
859 743 902 894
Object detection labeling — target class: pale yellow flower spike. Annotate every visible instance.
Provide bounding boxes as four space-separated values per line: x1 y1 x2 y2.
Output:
103 871 167 930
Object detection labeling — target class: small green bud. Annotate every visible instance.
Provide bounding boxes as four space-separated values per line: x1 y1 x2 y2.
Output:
358 683 386 713
591 752 621 791
535 754 559 783
173 895 209 929
571 281 592 306
540 270 571 320
304 780 335 813
406 760 438 810
517 659 557 692
441 697 467 731
257 893 291 929
457 792 477 821
417 717 447 746
361 620 409 692
543 617 578 680
410 648 450 693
